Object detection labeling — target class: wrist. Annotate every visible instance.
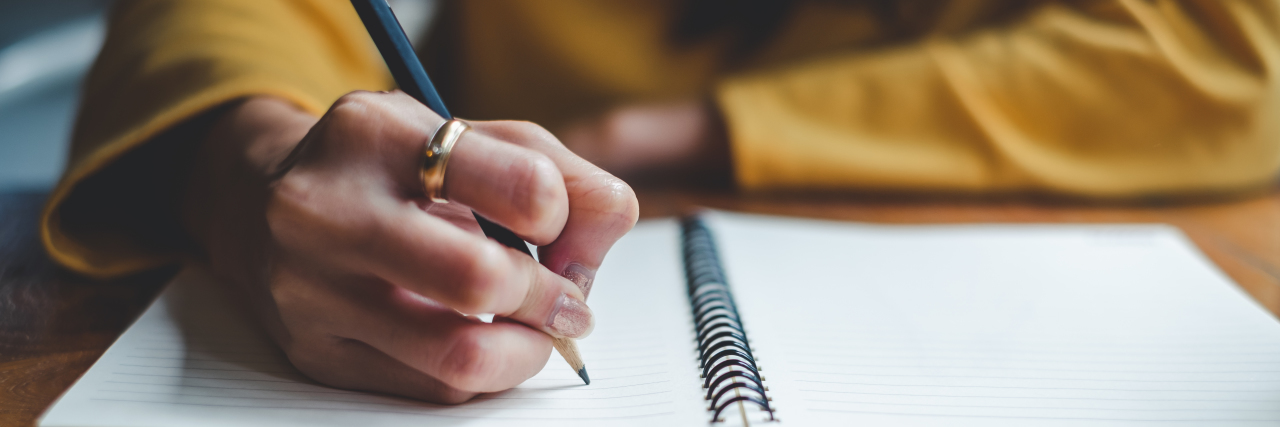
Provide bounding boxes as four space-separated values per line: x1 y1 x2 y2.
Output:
212 97 318 177
180 97 317 268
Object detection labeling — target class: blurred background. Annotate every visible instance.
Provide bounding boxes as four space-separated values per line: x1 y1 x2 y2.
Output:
0 0 110 192
0 0 436 193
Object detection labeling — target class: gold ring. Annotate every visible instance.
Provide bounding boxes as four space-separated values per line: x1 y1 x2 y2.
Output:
421 119 469 203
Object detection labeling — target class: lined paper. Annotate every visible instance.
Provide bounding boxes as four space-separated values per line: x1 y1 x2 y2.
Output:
40 220 710 427
44 212 1280 426
711 212 1280 426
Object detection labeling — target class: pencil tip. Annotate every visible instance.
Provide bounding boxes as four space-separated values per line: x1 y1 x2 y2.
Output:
577 367 590 385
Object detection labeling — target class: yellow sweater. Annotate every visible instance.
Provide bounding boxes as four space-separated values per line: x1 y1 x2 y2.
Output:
44 0 1280 278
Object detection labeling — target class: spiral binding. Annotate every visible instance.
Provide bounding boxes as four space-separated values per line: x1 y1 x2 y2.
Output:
681 216 776 423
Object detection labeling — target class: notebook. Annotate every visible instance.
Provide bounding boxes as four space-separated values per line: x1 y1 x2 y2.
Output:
39 211 1280 426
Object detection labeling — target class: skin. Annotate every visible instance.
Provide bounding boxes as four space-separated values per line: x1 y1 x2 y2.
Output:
182 91 640 403
557 99 733 187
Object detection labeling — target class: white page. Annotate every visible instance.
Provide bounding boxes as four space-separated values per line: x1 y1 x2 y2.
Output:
40 220 711 427
707 212 1280 426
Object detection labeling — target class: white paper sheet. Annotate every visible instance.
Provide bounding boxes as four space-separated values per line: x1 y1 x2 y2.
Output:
708 212 1280 426
39 220 710 427
40 212 1280 426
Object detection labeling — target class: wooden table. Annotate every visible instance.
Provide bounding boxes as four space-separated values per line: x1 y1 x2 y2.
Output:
3 188 1279 426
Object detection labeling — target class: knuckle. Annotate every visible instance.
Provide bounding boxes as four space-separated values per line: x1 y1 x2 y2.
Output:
438 332 497 390
505 120 542 134
512 153 566 227
515 121 561 147
266 175 347 252
331 91 378 112
329 93 370 121
265 177 311 238
347 212 395 259
328 91 391 130
264 269 335 342
493 120 563 149
266 268 303 309
267 174 381 260
282 340 338 383
451 244 511 312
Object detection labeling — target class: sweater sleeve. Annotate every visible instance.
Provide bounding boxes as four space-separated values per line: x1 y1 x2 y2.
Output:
716 0 1280 197
41 0 391 278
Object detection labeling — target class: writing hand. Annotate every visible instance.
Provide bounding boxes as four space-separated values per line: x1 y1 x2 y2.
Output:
181 91 638 403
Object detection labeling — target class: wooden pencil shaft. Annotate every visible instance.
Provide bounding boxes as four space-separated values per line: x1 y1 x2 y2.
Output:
552 337 584 370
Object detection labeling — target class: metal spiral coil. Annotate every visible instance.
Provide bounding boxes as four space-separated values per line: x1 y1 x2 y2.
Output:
681 216 776 423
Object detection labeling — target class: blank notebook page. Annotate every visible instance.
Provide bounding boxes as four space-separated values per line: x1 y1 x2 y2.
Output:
709 212 1280 426
40 220 711 427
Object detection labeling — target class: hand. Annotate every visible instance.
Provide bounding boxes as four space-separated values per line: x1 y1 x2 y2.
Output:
181 92 638 403
558 99 733 187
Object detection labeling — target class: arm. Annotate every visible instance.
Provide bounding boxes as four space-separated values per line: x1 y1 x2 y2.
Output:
44 0 390 278
188 93 637 402
570 0 1280 197
44 0 640 403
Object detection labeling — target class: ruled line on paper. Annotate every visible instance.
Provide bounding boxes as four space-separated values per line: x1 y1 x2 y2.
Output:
93 390 454 409
779 341 1280 355
109 373 303 383
521 372 667 381
804 399 1280 413
789 371 1280 383
798 389 1280 403
124 355 288 363
513 380 673 391
476 391 673 400
788 361 1280 374
784 353 1280 365
775 331 1280 346
92 389 675 410
128 330 669 344
109 369 677 386
793 379 1280 393
111 361 669 377
116 365 299 375
105 378 678 394
130 348 278 356
805 408 1280 423
103 381 359 395
85 398 679 420
124 350 672 365
587 353 670 362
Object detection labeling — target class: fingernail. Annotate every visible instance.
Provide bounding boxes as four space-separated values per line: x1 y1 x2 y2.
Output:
547 293 594 338
562 263 595 298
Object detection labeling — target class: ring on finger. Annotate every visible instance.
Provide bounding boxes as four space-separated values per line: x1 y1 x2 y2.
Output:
421 119 470 203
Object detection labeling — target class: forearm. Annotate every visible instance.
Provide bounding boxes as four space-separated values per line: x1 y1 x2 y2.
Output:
43 0 388 278
716 0 1280 197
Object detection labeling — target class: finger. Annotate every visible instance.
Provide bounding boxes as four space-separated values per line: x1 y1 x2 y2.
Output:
344 280 554 392
358 203 595 338
444 130 569 245
289 337 479 404
268 267 479 401
474 121 640 298
269 125 593 338
325 91 569 245
287 272 555 392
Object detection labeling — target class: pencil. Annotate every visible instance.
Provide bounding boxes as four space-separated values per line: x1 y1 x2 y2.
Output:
349 0 589 386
